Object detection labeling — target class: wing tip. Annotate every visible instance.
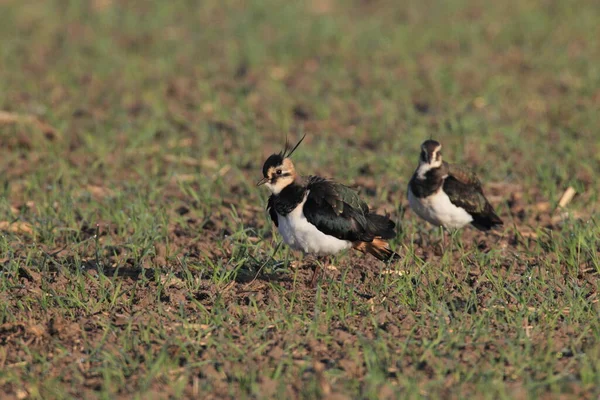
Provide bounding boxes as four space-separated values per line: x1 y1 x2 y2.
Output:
366 213 397 240
471 211 503 231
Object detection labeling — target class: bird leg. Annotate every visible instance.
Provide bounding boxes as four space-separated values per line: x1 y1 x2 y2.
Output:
430 225 445 255
309 264 320 287
308 255 329 287
449 229 461 251
303 254 319 286
439 226 446 253
417 229 426 251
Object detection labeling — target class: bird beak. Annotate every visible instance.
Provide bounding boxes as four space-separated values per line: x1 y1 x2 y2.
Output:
256 177 268 186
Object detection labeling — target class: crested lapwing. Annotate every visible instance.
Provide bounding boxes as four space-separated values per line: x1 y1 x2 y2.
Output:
258 135 399 285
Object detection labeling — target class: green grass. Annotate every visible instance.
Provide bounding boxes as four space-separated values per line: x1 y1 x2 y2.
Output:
1 0 599 398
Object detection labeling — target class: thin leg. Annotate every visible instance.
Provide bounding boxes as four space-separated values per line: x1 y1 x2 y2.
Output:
309 256 328 287
417 229 425 249
309 262 321 287
439 226 446 253
304 254 318 286
450 229 460 251
304 253 317 267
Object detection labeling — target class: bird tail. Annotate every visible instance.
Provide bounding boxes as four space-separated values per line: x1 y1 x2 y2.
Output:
353 238 400 262
489 211 503 227
471 204 503 231
365 213 397 240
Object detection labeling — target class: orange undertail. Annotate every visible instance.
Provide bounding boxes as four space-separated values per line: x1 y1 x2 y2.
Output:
353 238 400 262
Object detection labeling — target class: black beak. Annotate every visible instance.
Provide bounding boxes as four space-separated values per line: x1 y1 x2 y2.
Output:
256 177 269 186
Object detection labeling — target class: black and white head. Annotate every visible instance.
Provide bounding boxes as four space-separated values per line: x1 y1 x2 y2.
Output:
257 135 306 195
416 139 443 178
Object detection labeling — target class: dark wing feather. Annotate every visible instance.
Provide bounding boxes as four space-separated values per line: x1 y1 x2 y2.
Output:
266 195 278 227
443 176 487 214
447 163 482 188
302 176 394 242
302 177 368 241
444 164 503 230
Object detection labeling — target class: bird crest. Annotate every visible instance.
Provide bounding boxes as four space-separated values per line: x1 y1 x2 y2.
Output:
279 133 306 159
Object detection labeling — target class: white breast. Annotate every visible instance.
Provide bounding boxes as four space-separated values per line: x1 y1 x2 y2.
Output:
276 192 352 256
408 186 473 230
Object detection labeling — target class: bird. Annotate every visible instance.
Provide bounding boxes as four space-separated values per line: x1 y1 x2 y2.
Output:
407 139 503 235
257 135 399 286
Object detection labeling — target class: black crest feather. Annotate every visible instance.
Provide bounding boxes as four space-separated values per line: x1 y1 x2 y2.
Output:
281 133 306 159
262 134 307 177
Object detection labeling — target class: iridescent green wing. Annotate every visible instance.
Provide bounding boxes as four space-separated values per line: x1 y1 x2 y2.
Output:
329 182 370 215
303 176 371 241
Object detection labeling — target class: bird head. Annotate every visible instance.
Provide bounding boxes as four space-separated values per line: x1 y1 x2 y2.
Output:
419 139 443 167
257 134 305 194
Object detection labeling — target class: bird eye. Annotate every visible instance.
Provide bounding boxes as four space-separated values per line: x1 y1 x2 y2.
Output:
276 169 282 175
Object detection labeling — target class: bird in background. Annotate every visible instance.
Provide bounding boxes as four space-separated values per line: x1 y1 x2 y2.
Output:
257 135 399 286
407 139 503 243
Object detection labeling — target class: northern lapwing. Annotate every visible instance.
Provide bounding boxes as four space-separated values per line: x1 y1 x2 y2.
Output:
258 135 399 285
407 139 503 235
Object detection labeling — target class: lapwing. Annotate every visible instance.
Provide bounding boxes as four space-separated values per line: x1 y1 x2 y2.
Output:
407 139 503 234
258 135 399 285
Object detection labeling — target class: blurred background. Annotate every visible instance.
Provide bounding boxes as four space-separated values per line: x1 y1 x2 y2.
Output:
1 0 600 398
1 0 598 205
